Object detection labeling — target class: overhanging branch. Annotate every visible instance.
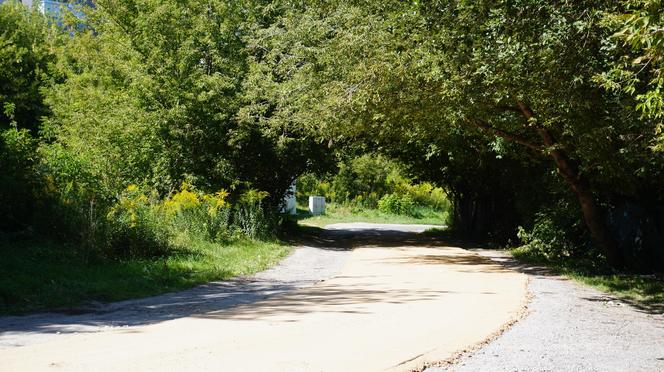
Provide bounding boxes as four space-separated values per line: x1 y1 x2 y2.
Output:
468 118 543 152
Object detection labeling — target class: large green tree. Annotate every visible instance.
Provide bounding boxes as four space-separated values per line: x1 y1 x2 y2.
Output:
0 1 54 132
0 1 56 230
44 0 328 206
248 0 664 267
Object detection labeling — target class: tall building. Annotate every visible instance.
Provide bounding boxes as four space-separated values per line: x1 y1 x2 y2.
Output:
0 0 34 7
1 1 91 17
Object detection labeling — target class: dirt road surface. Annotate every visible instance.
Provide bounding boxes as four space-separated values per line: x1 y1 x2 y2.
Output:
0 223 527 372
426 250 664 372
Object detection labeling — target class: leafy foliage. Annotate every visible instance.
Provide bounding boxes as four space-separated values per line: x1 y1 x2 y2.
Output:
0 106 38 231
297 154 449 214
378 194 416 217
0 0 330 266
1 0 664 273
599 0 664 150
0 2 54 132
252 0 664 268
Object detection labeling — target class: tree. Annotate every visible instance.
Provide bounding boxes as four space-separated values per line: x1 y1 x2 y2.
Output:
599 0 664 151
0 1 56 230
44 0 330 207
248 0 664 267
0 1 55 131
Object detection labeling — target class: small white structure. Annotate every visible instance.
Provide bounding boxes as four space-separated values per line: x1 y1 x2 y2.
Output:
308 196 326 216
281 182 297 215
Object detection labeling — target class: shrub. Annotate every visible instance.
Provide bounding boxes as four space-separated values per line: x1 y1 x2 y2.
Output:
517 206 589 261
297 156 451 214
161 183 234 243
378 193 417 216
330 154 402 205
0 113 38 231
107 185 169 259
378 194 400 214
235 189 271 240
400 182 450 211
34 178 271 261
36 143 112 257
105 183 278 259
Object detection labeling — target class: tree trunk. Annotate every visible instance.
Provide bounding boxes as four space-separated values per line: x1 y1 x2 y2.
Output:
547 146 621 267
515 102 621 267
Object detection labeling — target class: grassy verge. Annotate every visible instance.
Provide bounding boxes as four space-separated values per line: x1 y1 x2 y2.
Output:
296 203 448 228
511 245 664 313
0 236 290 315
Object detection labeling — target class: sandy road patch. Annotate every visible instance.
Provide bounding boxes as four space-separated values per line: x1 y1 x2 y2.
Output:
0 224 527 372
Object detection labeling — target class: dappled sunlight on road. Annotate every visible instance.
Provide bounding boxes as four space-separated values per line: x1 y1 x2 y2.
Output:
0 224 528 372
198 246 518 323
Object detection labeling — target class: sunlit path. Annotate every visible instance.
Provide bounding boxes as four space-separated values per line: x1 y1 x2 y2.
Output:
0 224 527 372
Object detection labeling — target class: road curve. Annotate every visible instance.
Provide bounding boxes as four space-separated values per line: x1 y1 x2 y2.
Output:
0 223 528 372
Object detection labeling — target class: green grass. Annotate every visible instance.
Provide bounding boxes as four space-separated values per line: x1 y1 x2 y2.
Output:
0 236 290 315
296 203 448 228
511 245 664 313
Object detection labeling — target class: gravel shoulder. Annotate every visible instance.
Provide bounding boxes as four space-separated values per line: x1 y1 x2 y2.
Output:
425 250 664 372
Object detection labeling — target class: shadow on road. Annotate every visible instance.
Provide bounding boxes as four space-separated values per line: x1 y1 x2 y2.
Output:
0 224 567 345
465 249 664 315
290 224 475 251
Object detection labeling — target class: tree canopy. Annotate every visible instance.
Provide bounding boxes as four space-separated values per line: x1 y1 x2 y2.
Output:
244 0 664 268
1 0 663 270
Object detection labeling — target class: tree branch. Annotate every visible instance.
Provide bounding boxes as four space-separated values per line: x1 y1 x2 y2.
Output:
469 117 543 152
495 105 522 114
515 100 558 148
516 100 535 120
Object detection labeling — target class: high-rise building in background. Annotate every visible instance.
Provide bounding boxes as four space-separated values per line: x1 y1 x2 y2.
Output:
1 1 92 19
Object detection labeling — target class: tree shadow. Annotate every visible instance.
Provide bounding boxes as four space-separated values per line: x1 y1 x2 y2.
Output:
0 224 526 345
196 283 455 321
289 224 472 251
380 253 514 274
463 248 664 315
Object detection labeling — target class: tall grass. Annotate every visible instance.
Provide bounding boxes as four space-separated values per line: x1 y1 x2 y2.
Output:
297 202 449 228
0 183 291 314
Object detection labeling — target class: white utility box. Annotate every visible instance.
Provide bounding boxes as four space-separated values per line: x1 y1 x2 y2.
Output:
308 196 326 216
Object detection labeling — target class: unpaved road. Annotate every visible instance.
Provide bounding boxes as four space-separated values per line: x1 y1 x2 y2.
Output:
0 223 527 372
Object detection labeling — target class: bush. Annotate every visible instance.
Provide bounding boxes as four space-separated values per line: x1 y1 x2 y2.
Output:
36 143 112 259
331 154 403 207
297 174 335 204
517 205 590 261
400 182 450 211
0 118 38 231
297 155 451 214
107 185 169 259
0 2 54 231
378 193 417 216
235 189 273 240
105 183 279 259
29 176 275 262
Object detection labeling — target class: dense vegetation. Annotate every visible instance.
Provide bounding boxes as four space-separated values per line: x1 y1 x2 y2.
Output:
0 0 312 312
1 1 320 249
245 0 664 271
1 0 663 312
297 154 449 217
